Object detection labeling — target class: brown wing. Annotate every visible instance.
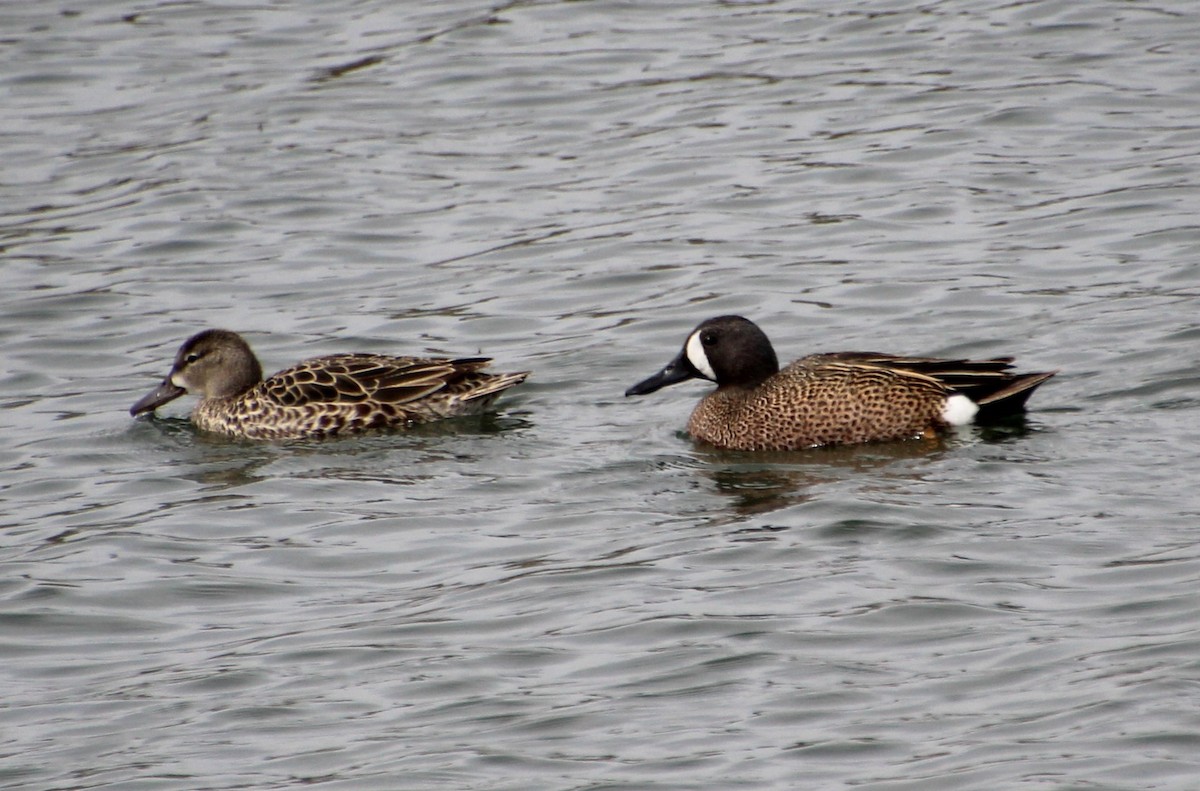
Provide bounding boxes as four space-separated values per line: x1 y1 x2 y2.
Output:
802 352 1055 414
260 355 495 407
797 358 953 397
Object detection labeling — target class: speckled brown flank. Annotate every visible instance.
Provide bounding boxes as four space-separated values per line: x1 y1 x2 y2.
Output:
189 354 527 440
687 360 955 451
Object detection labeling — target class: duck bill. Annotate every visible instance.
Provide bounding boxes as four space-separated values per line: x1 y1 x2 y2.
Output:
625 351 697 397
130 378 186 416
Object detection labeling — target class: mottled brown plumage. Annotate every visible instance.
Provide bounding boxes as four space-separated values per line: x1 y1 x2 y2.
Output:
625 315 1055 451
130 329 528 440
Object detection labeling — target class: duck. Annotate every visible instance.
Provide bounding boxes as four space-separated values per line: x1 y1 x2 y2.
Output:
624 315 1055 451
130 329 529 440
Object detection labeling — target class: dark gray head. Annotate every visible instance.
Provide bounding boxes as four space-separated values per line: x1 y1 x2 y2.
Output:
624 315 781 396
130 329 264 416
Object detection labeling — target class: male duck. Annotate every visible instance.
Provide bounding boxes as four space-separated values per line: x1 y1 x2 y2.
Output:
625 315 1055 451
131 329 529 440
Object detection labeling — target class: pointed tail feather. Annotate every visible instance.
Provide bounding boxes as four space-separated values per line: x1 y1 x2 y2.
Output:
974 370 1057 419
461 371 530 403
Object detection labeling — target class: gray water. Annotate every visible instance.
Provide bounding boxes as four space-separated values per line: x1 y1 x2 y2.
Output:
3 1 1200 789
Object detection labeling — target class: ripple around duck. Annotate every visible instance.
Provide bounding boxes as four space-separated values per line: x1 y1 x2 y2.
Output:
4 0 1200 789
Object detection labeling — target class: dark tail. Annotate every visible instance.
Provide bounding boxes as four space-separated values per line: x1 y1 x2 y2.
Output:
973 370 1057 419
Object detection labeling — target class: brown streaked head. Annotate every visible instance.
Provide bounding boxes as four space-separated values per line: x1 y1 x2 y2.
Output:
130 329 264 416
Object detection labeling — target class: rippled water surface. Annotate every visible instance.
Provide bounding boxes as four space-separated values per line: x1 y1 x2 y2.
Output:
4 1 1200 789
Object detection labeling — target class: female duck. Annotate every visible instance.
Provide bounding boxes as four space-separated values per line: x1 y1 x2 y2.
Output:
131 329 528 440
625 315 1054 451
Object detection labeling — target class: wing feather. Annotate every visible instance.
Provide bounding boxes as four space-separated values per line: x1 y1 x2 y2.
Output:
260 355 502 408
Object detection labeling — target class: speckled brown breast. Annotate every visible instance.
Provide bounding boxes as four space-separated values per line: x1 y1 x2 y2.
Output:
685 359 952 451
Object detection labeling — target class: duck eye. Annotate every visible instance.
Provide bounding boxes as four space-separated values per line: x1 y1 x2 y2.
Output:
701 332 717 347
185 353 201 364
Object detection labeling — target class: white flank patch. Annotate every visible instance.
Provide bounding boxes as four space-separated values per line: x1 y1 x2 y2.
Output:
685 330 717 381
941 393 979 426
